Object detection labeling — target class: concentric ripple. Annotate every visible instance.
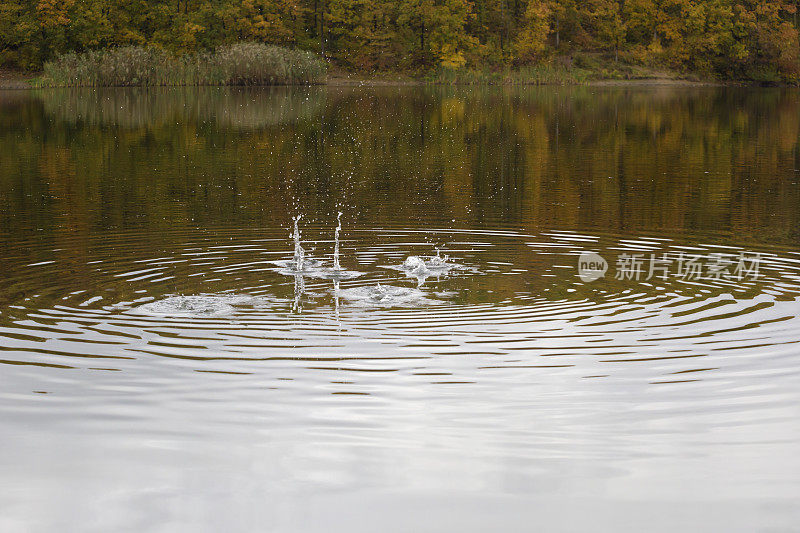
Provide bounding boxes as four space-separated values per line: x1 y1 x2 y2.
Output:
2 223 800 533
1 225 798 390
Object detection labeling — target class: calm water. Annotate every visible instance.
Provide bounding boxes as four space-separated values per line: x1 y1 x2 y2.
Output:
1 86 800 532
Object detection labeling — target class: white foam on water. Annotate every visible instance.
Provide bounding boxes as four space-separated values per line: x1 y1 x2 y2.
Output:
131 294 254 316
338 284 443 308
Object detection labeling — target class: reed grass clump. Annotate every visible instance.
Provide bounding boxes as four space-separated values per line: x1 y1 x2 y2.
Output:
41 43 326 87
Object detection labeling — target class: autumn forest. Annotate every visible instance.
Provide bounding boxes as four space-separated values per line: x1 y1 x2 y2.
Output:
1 0 800 81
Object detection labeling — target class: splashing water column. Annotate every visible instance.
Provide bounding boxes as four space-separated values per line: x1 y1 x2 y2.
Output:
333 211 342 272
292 215 305 272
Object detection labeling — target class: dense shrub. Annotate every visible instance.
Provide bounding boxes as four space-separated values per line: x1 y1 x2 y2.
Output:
41 44 326 87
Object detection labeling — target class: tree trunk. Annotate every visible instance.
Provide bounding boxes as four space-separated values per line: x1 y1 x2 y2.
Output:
320 0 325 57
555 16 560 49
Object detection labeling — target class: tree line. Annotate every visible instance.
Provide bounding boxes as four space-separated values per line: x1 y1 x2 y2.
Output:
1 0 799 80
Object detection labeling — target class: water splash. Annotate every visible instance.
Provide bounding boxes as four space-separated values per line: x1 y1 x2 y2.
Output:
292 215 305 272
403 255 427 273
321 210 363 279
389 248 471 286
429 247 449 268
333 211 342 272
273 213 359 280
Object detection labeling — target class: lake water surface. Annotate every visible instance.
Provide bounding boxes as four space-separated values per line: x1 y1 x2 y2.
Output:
1 86 799 532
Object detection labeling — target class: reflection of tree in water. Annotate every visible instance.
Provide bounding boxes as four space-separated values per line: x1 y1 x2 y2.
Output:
0 86 798 246
38 86 327 129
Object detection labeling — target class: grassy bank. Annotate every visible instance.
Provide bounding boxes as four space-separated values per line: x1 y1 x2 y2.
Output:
423 53 714 86
426 64 592 86
39 44 326 87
